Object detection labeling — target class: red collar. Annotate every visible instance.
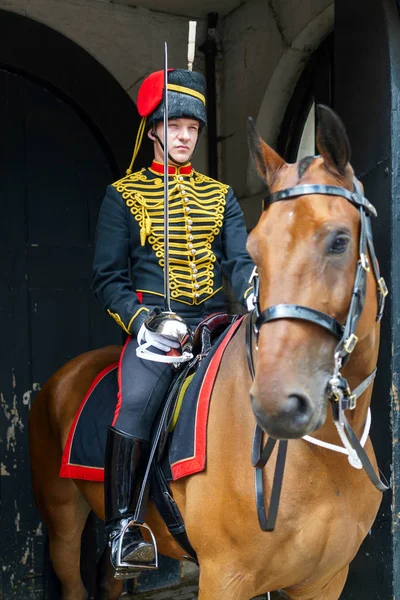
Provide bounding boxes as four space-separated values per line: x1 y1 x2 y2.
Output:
150 160 193 176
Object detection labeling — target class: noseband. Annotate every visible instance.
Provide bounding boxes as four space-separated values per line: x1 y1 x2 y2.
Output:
248 177 389 532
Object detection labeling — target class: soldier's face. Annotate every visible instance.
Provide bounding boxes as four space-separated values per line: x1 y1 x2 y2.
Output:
151 118 200 164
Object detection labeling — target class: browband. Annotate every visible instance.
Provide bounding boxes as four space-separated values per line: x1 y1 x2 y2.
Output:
265 184 377 217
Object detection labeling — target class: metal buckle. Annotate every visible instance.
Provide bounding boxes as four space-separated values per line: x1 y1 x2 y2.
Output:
329 374 342 403
349 394 357 410
253 322 260 351
378 277 388 297
333 352 342 377
343 333 358 354
249 265 258 284
360 253 370 272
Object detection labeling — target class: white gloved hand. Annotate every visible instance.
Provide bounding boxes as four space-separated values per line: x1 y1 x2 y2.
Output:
137 323 181 353
246 293 256 312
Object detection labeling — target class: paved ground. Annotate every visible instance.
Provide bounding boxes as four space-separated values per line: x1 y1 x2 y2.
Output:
123 564 280 599
127 588 273 599
129 589 278 600
126 583 199 599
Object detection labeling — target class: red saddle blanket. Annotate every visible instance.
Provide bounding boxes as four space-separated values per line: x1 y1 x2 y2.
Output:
60 317 243 482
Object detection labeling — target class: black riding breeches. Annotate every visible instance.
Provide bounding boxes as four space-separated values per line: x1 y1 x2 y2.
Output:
113 337 175 441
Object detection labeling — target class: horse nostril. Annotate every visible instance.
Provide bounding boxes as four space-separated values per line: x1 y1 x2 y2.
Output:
251 390 315 438
282 394 313 428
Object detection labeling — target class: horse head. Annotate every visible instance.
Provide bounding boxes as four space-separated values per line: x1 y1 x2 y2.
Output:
247 105 385 440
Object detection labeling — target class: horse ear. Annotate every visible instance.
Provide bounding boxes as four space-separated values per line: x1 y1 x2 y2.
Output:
316 105 351 176
247 117 285 187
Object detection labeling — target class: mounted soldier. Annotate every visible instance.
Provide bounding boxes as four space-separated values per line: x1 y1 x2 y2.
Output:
92 62 255 579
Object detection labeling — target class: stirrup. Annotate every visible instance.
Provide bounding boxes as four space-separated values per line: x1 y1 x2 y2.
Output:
113 521 158 571
113 567 142 581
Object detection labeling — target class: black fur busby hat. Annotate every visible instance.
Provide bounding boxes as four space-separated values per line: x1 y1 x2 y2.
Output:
138 69 207 128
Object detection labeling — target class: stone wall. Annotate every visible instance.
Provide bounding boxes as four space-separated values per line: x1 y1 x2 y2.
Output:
220 0 334 228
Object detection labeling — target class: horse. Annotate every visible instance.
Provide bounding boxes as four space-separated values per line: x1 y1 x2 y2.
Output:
29 104 386 600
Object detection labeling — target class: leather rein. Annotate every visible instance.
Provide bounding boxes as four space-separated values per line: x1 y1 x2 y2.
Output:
246 178 389 532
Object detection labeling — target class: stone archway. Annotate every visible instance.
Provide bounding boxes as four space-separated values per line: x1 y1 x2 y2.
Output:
245 3 334 198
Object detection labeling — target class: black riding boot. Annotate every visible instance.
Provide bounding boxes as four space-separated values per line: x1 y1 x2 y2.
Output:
104 426 156 577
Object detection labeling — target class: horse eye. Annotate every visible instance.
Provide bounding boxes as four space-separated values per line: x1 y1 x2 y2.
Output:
327 233 350 255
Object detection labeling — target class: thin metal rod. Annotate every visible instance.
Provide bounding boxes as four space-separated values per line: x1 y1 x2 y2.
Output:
163 42 171 312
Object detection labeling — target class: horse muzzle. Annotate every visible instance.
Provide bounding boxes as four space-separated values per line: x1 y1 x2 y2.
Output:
250 386 326 439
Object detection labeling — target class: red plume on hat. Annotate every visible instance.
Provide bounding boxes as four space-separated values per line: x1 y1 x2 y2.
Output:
137 69 174 117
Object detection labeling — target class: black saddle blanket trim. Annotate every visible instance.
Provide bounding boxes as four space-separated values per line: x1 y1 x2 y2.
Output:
168 316 244 480
60 362 119 481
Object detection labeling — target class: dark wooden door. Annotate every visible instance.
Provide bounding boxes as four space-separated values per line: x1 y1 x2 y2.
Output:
334 1 397 597
0 68 120 599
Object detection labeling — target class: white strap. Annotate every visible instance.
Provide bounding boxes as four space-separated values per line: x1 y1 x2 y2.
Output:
136 342 193 364
302 408 371 469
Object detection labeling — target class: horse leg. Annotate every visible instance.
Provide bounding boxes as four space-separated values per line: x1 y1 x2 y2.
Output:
283 566 349 600
45 484 91 600
96 544 124 600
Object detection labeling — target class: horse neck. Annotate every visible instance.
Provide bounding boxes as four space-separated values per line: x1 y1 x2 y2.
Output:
217 317 255 427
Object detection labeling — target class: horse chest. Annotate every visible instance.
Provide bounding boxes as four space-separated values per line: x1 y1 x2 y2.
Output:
273 468 380 568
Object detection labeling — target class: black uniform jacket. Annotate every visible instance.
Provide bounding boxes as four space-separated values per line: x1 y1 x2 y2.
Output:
92 161 255 335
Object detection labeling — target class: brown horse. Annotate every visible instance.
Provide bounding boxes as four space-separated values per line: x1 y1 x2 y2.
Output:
29 105 386 600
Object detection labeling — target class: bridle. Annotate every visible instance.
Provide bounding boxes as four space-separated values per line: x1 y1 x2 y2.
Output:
246 176 389 532
253 178 387 409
